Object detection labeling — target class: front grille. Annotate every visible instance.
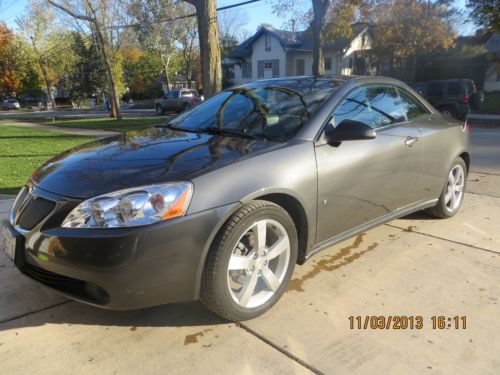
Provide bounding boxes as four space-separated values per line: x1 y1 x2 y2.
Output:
22 262 109 304
16 196 56 230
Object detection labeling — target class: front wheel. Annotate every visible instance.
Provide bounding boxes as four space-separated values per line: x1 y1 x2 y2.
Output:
426 157 467 218
201 200 298 321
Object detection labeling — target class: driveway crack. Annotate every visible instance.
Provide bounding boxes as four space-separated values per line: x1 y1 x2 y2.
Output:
385 223 500 255
236 321 324 374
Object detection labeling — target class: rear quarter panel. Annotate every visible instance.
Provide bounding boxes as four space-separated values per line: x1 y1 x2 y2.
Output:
414 114 469 202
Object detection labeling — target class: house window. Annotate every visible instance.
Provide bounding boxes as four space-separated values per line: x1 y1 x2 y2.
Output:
324 57 332 71
265 34 271 52
257 60 279 78
296 59 305 75
241 62 252 79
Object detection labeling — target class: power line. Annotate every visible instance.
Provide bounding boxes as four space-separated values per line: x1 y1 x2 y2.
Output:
110 0 264 29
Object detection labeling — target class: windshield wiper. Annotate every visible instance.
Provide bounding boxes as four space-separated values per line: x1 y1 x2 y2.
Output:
156 124 205 134
201 127 262 140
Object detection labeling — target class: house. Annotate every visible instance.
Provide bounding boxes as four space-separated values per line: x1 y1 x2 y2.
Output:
483 33 500 92
223 23 374 84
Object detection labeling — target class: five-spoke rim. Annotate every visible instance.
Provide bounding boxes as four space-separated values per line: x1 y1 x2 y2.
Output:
444 164 464 212
227 219 290 309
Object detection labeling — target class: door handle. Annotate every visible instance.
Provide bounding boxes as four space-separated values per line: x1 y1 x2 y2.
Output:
405 136 418 147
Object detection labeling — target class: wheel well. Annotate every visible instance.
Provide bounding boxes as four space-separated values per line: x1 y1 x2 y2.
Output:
459 152 470 171
257 193 309 264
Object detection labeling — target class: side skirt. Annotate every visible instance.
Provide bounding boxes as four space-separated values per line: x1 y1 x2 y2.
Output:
305 198 438 260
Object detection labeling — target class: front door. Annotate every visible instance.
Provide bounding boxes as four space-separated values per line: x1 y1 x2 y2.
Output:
315 85 423 244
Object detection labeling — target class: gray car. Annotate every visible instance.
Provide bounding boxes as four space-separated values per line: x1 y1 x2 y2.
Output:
3 76 469 321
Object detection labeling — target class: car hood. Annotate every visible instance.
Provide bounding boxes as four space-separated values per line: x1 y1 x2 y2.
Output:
32 127 277 199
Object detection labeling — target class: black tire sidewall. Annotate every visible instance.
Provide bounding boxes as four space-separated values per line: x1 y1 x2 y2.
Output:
206 203 298 320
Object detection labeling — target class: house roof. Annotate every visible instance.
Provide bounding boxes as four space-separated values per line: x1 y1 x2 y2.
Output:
227 24 363 59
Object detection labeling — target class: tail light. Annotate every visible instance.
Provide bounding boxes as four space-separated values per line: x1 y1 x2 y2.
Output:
461 95 469 104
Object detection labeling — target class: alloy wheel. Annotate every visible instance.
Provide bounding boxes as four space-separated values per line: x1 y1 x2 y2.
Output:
444 164 464 212
227 219 290 309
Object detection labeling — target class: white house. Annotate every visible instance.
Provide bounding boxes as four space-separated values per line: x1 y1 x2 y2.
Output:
223 23 374 84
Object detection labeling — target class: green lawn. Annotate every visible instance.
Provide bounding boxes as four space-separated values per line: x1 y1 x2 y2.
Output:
45 116 166 132
0 125 95 195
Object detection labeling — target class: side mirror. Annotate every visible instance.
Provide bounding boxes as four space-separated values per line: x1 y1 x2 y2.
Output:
324 119 376 144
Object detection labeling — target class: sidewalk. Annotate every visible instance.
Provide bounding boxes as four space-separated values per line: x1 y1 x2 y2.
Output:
0 121 119 138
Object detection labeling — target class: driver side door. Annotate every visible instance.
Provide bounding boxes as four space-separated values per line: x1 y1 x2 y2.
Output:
315 85 423 244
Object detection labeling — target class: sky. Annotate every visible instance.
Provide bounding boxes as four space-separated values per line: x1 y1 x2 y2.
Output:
0 0 476 37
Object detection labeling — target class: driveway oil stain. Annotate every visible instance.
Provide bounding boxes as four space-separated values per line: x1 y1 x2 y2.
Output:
288 233 378 292
184 328 213 345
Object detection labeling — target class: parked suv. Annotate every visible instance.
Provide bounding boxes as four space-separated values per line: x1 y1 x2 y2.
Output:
155 89 203 115
412 79 483 119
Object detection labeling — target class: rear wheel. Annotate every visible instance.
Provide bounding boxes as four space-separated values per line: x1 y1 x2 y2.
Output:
438 106 457 119
427 157 467 218
155 104 164 115
201 200 298 321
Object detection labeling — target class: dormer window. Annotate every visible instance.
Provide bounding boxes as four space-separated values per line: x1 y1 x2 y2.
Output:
265 34 271 52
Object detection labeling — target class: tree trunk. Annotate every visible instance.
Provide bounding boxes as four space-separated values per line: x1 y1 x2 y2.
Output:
161 54 171 92
94 26 122 119
40 62 57 111
188 0 221 98
311 0 329 76
30 37 57 110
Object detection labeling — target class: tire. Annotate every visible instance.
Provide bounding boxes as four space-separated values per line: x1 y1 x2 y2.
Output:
155 104 164 115
438 106 457 119
426 157 467 219
201 200 298 321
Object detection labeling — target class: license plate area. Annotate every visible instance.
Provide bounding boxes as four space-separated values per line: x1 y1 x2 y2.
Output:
1 221 24 266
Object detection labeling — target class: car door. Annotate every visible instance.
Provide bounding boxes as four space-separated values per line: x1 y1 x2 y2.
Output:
315 85 423 244
165 90 180 110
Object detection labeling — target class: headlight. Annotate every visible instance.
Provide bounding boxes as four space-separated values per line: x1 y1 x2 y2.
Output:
62 182 193 228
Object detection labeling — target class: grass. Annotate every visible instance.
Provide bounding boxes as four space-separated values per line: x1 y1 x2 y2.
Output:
43 116 167 132
0 125 95 195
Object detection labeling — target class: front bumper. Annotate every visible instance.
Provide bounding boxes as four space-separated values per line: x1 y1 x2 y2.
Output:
5 186 238 309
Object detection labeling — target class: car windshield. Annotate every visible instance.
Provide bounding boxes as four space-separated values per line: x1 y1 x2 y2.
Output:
167 78 342 141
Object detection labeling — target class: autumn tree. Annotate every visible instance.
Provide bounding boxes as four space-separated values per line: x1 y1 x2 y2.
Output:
177 3 199 85
370 0 456 75
183 0 222 97
0 22 41 98
0 22 19 96
467 0 500 32
17 0 60 109
46 0 125 119
129 0 184 92
218 9 249 57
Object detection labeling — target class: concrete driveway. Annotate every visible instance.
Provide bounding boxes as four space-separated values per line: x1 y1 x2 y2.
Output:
1 126 499 374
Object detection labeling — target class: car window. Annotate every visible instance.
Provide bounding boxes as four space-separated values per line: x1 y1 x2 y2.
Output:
181 90 197 97
332 86 406 129
447 82 460 96
427 83 443 97
169 78 342 141
172 91 179 98
398 88 429 120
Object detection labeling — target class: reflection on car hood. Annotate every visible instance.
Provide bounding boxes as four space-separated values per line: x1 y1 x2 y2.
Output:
32 127 277 199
